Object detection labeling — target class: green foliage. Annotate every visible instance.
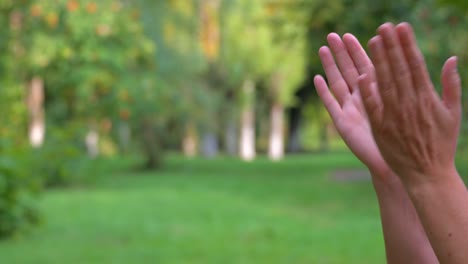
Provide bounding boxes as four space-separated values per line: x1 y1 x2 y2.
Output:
265 12 307 105
0 0 159 237
0 0 41 239
23 0 156 122
31 126 93 187
0 142 41 238
220 0 273 85
438 0 468 11
23 0 165 168
138 0 229 153
220 0 307 105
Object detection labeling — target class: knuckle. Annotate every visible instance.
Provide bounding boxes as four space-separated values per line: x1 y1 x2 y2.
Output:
329 78 347 89
379 85 394 98
386 40 399 49
365 98 378 114
342 67 356 77
394 65 410 78
378 78 393 89
418 94 436 112
379 122 396 138
407 56 425 69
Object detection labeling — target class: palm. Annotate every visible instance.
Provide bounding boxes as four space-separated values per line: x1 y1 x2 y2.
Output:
314 33 388 174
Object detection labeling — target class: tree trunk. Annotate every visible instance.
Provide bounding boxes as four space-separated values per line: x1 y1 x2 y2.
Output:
268 102 285 161
287 106 302 153
118 121 131 155
319 121 330 152
199 0 221 159
85 126 99 158
140 119 161 169
201 130 218 158
268 72 285 161
224 118 237 156
182 122 197 158
26 77 45 148
239 79 255 161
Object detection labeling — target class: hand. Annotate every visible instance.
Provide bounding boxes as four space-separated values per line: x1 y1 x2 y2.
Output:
358 22 462 186
314 33 391 178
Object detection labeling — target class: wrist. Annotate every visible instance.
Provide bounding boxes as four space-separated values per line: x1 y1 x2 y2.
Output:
369 165 400 185
404 166 464 200
369 167 406 196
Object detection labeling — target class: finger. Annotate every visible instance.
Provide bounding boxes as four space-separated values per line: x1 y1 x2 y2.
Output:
378 23 415 98
368 36 397 109
327 33 360 92
358 74 383 124
314 75 342 121
342 33 374 78
395 22 434 93
441 56 462 114
318 46 350 105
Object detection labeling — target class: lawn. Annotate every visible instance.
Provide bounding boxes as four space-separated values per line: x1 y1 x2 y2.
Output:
0 152 387 264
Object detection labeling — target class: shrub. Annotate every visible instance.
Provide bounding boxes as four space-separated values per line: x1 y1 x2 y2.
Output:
0 142 41 239
32 127 95 187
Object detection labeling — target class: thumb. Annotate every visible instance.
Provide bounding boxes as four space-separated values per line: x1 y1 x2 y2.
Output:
358 74 383 124
441 56 462 115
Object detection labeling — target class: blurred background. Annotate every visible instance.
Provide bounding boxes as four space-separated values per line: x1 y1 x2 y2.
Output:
0 0 467 263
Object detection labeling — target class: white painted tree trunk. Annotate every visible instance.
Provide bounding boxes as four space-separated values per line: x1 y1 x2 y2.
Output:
182 122 197 158
27 77 45 148
85 128 99 158
268 102 284 161
239 79 255 161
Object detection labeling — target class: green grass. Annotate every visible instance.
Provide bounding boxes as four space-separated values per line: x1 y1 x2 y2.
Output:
0 152 387 264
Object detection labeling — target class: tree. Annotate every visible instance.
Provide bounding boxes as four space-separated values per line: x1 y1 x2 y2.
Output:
219 0 277 160
138 0 219 159
262 1 309 160
17 0 162 173
0 0 41 239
